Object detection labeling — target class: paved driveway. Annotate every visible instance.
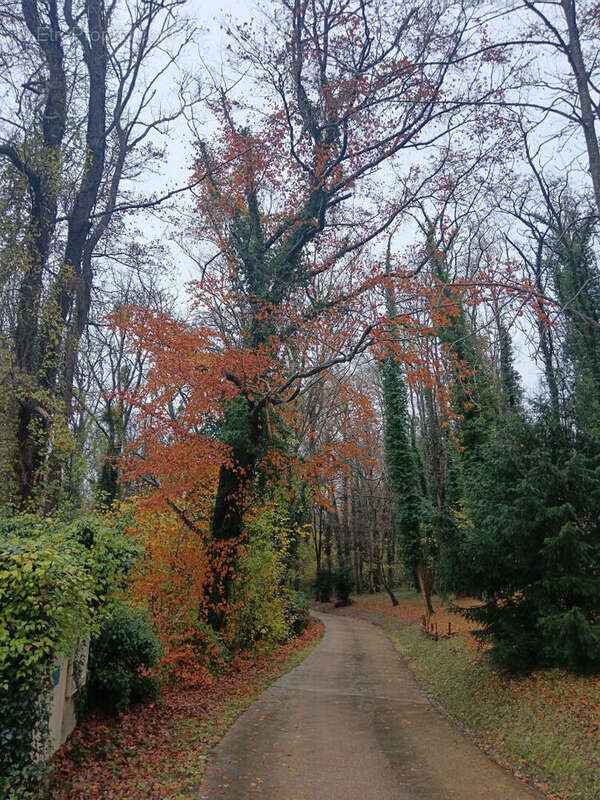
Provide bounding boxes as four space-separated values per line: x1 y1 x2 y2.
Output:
198 611 539 799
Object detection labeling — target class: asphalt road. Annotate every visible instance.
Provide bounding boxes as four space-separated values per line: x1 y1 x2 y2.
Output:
198 611 539 800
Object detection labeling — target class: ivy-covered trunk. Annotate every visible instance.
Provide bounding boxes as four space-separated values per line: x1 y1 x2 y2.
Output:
207 399 265 629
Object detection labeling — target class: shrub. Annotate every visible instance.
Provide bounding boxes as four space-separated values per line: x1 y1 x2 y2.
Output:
314 569 333 602
157 614 231 685
227 491 311 651
190 619 231 672
228 534 288 651
283 589 310 635
227 500 295 652
0 509 143 793
86 603 161 713
64 513 141 602
0 517 93 795
333 568 353 607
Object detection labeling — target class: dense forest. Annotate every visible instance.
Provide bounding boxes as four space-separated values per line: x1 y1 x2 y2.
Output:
1 0 599 795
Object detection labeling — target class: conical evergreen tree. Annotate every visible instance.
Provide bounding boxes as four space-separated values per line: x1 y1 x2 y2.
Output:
456 406 600 672
498 321 522 413
380 257 432 612
450 207 600 672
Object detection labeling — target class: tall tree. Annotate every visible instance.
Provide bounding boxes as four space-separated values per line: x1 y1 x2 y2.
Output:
475 0 600 214
547 205 600 433
154 0 491 617
520 0 600 213
0 0 191 507
381 250 427 610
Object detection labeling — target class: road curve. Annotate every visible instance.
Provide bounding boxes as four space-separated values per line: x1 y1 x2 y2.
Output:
198 611 539 800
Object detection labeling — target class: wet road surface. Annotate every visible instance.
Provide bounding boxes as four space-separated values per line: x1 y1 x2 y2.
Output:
198 611 539 800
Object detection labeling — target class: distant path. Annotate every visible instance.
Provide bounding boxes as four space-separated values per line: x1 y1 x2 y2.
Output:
198 611 538 800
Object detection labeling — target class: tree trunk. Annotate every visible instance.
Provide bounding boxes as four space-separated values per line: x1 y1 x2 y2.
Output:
207 403 263 629
415 559 435 616
383 578 399 607
10 0 67 507
312 504 322 574
560 0 600 215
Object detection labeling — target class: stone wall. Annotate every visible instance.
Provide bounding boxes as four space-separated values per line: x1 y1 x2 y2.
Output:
46 640 89 756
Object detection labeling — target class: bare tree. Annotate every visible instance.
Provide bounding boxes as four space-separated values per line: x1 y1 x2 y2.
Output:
73 247 176 504
0 0 193 506
523 0 600 213
471 1 600 214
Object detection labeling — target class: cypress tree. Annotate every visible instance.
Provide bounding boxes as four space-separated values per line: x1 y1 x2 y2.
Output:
381 256 432 612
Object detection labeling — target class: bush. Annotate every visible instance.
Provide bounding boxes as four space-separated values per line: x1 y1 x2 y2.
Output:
283 589 309 635
333 568 353 607
314 569 333 602
86 603 160 713
0 518 93 795
190 619 231 673
65 513 142 601
0 508 144 794
159 616 232 684
228 507 290 652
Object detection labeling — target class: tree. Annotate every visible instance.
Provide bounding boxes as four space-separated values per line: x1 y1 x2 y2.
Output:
0 0 192 507
472 1 600 215
382 355 423 607
547 205 600 433
121 0 500 624
456 408 600 672
381 249 426 609
519 0 600 214
79 259 175 507
446 173 600 672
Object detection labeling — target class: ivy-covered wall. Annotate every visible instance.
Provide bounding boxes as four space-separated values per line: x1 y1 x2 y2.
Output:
0 511 139 796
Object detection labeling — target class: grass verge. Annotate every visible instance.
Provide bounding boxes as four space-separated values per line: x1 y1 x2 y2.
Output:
353 592 600 800
50 619 324 800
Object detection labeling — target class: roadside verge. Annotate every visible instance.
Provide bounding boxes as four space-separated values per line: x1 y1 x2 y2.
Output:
328 593 599 800
50 619 324 800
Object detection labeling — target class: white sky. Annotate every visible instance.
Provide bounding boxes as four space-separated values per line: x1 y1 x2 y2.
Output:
160 0 261 179
135 0 258 281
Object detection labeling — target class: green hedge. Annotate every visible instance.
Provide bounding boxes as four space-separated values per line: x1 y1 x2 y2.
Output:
87 603 160 713
0 511 140 796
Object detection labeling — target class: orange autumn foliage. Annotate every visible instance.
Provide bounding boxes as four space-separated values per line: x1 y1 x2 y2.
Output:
126 510 223 684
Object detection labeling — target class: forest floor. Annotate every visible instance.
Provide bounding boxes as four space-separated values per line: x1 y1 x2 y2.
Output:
339 590 600 800
49 620 323 800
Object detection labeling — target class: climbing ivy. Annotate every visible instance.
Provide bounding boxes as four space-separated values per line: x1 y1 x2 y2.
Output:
0 510 140 796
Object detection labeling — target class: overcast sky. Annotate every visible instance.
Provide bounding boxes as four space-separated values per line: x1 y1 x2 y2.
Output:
161 0 259 180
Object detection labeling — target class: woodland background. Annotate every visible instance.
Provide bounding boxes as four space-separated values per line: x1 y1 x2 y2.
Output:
1 0 600 795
